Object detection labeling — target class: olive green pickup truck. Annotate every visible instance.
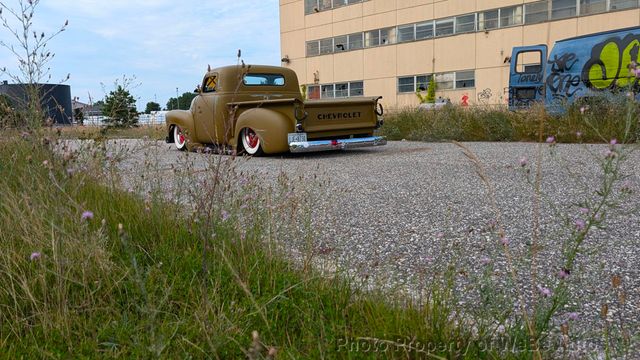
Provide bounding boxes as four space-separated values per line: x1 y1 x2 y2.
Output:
165 64 386 155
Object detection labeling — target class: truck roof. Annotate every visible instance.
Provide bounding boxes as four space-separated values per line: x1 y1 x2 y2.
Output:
556 25 640 44
199 64 300 93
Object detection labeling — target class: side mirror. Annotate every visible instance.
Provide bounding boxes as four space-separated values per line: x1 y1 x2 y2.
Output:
194 85 202 94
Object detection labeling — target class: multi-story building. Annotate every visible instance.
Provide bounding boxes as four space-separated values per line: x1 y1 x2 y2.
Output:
279 0 640 108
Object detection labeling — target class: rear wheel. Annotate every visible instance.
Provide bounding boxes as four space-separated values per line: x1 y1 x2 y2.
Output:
240 127 263 156
173 125 187 151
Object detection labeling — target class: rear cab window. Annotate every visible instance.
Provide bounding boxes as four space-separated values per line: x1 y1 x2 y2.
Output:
243 74 285 86
203 74 218 93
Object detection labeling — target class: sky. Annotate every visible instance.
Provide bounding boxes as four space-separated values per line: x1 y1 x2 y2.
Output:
0 0 281 109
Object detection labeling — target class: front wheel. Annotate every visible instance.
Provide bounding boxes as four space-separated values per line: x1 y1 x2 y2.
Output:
173 125 187 151
240 127 263 156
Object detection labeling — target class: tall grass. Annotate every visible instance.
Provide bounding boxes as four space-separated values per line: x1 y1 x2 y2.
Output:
0 136 490 358
380 100 639 143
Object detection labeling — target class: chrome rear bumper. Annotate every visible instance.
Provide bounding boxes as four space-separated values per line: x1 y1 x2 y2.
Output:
289 136 387 153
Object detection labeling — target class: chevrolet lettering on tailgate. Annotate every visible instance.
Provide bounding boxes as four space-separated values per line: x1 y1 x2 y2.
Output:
317 112 362 120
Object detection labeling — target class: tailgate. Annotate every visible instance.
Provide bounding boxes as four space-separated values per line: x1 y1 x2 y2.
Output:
302 97 381 135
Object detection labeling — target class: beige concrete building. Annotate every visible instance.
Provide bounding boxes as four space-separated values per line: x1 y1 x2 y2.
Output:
279 0 640 109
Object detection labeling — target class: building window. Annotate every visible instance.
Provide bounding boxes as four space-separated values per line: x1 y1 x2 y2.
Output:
319 38 333 55
435 18 454 37
380 27 396 45
334 35 348 52
456 14 476 33
349 81 364 97
580 0 607 14
319 0 332 11
365 30 380 47
552 0 577 19
335 83 349 97
307 85 320 100
456 71 475 89
398 24 415 43
525 1 549 24
311 82 363 98
416 75 430 91
500 5 523 27
306 41 320 57
479 10 499 30
321 84 335 98
415 21 434 39
436 73 454 90
333 0 348 8
398 77 416 93
348 33 363 50
305 0 318 14
609 0 637 10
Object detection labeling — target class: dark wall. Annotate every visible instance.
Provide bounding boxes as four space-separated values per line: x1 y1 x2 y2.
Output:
0 83 73 125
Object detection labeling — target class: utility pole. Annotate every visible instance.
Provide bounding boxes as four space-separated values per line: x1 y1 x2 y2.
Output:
176 87 180 110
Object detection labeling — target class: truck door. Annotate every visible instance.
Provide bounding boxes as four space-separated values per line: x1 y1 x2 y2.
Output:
193 73 219 143
509 45 547 110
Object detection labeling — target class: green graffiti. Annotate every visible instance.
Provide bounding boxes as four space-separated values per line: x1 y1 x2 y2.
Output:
587 42 619 89
583 33 640 90
617 39 640 87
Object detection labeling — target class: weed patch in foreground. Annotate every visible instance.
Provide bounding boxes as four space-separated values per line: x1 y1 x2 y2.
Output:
0 137 487 359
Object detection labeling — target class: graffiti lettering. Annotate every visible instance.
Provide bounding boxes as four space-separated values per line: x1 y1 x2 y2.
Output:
546 52 581 99
518 73 543 83
477 88 492 102
549 53 578 72
508 86 543 108
582 33 640 90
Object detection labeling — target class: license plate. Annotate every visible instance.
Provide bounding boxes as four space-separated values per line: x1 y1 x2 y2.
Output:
288 132 307 144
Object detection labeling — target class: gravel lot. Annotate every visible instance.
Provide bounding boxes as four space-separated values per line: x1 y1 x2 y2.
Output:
77 139 640 351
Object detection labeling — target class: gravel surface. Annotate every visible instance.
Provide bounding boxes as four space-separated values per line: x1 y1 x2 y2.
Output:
67 139 640 353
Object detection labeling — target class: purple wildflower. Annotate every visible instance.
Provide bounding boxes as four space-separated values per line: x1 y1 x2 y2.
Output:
610 139 618 146
500 236 510 246
30 252 42 261
546 136 556 144
480 256 491 266
579 207 589 215
221 210 230 222
568 312 579 321
81 211 94 221
574 219 586 231
436 232 445 239
558 268 570 280
605 149 616 159
519 157 528 167
537 285 553 297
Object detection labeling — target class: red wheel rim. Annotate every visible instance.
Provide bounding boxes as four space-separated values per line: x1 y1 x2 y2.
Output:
245 129 259 149
176 127 185 146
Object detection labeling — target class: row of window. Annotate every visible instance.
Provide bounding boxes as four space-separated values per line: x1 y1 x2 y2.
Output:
306 0 640 57
398 71 475 93
304 0 369 15
304 71 475 99
307 81 364 99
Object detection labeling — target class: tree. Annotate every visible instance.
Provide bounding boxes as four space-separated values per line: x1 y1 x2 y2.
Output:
415 75 437 104
145 101 161 114
166 92 197 110
102 85 138 127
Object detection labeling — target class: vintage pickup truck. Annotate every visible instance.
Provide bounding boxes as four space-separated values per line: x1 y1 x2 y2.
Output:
165 64 386 155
